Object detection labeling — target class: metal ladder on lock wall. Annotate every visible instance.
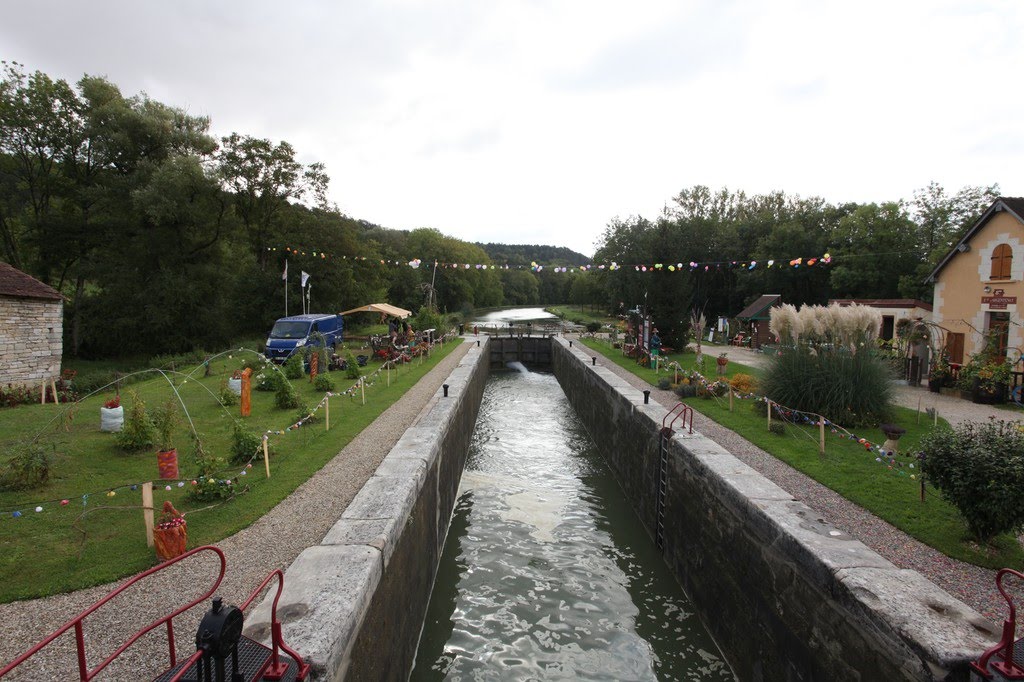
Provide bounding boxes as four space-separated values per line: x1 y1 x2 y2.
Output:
655 404 693 551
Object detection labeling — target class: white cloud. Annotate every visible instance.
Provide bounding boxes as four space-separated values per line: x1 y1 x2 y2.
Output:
3 0 1022 257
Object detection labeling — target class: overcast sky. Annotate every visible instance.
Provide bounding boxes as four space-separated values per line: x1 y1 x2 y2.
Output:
3 1 1021 257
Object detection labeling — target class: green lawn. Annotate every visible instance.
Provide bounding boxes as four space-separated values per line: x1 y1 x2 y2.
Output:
545 305 618 327
579 337 1024 570
0 340 458 603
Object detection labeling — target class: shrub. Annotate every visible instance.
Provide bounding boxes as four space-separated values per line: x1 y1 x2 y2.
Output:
218 379 238 406
230 422 264 464
752 398 769 416
0 383 37 408
728 373 758 395
345 352 362 380
313 373 335 392
240 356 265 373
920 420 1024 542
151 399 181 452
115 392 156 452
254 369 285 392
657 377 671 391
0 442 51 491
761 346 893 426
768 421 786 435
586 321 602 333
187 476 236 502
294 400 316 425
275 380 302 410
675 383 697 399
283 354 305 379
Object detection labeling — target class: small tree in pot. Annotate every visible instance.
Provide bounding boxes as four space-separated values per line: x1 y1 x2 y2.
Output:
152 399 181 479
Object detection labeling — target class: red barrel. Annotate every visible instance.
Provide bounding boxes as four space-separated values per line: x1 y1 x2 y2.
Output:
157 448 179 480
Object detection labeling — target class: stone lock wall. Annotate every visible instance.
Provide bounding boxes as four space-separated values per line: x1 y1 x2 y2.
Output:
244 339 490 680
0 297 63 387
551 337 998 682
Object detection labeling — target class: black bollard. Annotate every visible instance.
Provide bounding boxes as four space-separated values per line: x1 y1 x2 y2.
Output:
569 341 573 347
592 357 597 366
643 390 651 404
476 340 480 347
443 384 449 397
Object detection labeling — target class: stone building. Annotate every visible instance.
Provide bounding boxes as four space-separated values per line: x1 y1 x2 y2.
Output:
0 261 64 387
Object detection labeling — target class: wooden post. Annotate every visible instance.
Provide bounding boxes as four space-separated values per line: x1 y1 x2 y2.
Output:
387 363 390 386
767 399 772 430
325 397 330 431
916 396 922 424
933 408 938 427
729 386 734 412
41 379 46 404
263 437 271 478
360 377 365 405
240 368 253 417
309 352 319 383
819 416 826 455
674 367 678 384
50 378 58 403
142 482 154 548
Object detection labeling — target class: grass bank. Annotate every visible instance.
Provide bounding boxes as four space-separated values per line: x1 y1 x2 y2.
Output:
579 337 1024 570
0 339 458 603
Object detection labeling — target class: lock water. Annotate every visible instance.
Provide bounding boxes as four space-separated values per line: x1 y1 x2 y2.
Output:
411 368 734 680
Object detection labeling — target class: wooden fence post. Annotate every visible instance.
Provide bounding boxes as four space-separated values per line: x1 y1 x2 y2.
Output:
819 416 825 455
767 399 772 430
325 397 330 432
729 386 734 412
142 482 154 548
263 437 271 478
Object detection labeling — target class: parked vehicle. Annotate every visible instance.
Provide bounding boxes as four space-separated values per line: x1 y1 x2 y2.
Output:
264 314 344 363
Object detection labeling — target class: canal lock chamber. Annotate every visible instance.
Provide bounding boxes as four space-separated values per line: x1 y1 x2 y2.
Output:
245 335 998 681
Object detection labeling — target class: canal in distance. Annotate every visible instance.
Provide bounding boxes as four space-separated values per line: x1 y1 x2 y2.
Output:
411 366 734 680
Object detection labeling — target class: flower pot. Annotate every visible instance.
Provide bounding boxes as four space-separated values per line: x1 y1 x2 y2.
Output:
228 378 242 396
157 448 179 479
153 501 187 561
970 379 1006 405
100 406 124 432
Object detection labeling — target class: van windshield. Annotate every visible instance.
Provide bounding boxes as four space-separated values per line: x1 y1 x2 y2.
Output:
269 321 311 339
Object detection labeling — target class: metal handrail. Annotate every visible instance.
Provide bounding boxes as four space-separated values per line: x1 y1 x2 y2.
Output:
0 545 226 681
662 403 693 435
971 568 1024 680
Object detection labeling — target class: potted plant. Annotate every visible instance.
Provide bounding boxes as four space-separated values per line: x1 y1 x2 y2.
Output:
152 399 181 479
973 361 1011 404
100 395 124 432
153 500 187 561
716 352 729 376
927 354 950 393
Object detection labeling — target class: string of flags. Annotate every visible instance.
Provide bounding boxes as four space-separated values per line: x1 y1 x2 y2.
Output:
1 328 460 521
267 246 833 273
663 362 921 478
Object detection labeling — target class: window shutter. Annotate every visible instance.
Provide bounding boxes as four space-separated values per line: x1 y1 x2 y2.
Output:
991 244 1012 279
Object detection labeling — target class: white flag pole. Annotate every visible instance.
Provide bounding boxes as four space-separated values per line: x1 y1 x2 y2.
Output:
284 259 288 317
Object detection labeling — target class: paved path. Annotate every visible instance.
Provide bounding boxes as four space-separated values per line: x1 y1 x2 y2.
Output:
593 338 1021 625
0 340 473 681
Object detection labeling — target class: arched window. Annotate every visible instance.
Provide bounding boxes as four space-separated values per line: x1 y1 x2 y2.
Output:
991 243 1013 280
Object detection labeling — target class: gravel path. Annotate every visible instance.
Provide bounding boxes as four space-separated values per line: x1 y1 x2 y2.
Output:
598 342 1021 624
0 340 472 681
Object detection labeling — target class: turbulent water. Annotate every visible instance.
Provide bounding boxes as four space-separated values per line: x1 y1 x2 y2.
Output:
411 370 734 681
472 307 558 326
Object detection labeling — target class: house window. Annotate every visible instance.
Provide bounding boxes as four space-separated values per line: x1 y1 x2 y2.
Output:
990 243 1013 280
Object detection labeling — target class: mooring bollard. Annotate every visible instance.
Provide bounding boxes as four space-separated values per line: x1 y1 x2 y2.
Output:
477 340 480 347
569 340 573 347
592 357 597 365
443 384 449 397
643 390 650 404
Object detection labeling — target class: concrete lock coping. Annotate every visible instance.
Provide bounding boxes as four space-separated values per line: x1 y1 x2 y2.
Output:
244 338 484 678
548 336 999 677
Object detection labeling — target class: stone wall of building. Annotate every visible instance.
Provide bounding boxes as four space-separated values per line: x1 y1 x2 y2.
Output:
0 296 63 387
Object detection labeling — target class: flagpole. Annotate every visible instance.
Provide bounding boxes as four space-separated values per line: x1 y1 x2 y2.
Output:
284 259 288 317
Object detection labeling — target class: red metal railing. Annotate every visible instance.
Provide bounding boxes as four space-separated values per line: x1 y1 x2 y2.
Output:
662 403 693 435
0 545 226 680
971 568 1024 680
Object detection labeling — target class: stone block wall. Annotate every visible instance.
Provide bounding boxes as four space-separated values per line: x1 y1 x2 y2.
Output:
244 338 490 680
551 337 998 682
0 297 63 386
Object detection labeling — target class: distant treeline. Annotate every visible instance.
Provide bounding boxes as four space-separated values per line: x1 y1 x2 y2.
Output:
0 62 999 356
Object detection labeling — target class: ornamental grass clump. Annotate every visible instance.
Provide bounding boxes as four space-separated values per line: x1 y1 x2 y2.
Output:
921 420 1024 542
762 303 893 426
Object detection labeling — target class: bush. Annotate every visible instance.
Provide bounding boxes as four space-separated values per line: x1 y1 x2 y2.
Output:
0 383 37 408
115 392 156 452
151 399 181 452
275 380 302 410
752 398 769 416
657 377 671 391
768 421 786 435
344 352 362 380
294 400 316 425
675 383 697 399
254 369 285 392
283 354 305 379
218 379 238 406
230 422 264 464
728 373 758 395
920 420 1024 542
585 321 602 333
313 373 335 392
0 442 51 491
761 346 893 426
187 476 236 502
